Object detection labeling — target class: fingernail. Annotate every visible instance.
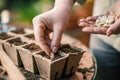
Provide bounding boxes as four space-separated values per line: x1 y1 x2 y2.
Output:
52 47 58 53
107 30 113 36
82 28 88 32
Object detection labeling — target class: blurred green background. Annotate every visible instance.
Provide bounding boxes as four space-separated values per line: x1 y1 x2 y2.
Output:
0 0 54 27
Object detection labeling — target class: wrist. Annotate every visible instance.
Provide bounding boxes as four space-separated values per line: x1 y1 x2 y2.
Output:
54 0 74 12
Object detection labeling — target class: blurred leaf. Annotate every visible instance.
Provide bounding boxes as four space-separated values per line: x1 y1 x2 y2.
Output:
1 0 54 23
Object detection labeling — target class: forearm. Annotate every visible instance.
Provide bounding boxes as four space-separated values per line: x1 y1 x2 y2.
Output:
54 0 75 12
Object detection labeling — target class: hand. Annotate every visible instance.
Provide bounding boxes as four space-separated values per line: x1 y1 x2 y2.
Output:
32 8 71 55
79 14 108 35
79 0 120 36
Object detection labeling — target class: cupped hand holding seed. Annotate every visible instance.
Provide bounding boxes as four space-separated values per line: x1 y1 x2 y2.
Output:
78 14 109 35
78 0 120 36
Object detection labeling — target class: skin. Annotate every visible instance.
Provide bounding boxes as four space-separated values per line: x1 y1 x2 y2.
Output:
79 0 120 36
33 0 120 55
32 0 74 55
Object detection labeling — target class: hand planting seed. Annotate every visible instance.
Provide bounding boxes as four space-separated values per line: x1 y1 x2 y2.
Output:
95 12 115 27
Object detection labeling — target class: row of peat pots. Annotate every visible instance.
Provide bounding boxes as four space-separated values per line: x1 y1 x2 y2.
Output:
0 28 84 80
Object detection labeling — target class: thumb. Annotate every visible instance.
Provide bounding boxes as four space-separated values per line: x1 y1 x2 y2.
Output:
51 23 64 53
106 19 120 36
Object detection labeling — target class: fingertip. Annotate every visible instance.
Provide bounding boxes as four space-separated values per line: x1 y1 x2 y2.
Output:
78 22 90 27
79 19 86 22
106 30 113 36
52 46 58 53
44 49 51 56
51 26 62 53
38 42 51 55
86 16 92 20
78 23 84 27
38 41 51 56
82 27 89 32
86 16 98 21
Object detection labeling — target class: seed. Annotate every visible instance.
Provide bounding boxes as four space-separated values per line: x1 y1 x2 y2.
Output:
95 12 115 27
50 53 54 59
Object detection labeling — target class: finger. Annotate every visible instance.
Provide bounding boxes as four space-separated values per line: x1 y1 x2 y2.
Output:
79 22 90 27
79 19 90 23
106 20 120 36
45 30 51 47
51 23 63 53
82 27 108 34
79 19 87 22
79 19 91 27
86 16 99 21
86 13 107 21
79 18 96 27
34 24 51 55
86 11 109 21
45 34 52 48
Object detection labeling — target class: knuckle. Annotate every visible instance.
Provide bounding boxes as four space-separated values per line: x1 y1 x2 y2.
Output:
32 17 37 23
32 16 42 24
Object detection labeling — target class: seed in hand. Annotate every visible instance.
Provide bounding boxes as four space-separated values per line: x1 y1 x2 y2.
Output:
95 12 115 27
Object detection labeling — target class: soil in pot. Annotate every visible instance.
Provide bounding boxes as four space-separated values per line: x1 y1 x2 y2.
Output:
0 33 13 40
7 38 27 46
23 43 41 52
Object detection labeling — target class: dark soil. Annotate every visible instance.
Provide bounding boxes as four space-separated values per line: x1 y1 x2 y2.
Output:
36 52 50 59
23 43 41 52
11 28 25 34
52 53 62 61
59 44 82 53
0 33 13 40
25 34 35 40
36 52 62 61
36 44 82 61
12 42 26 46
7 38 27 46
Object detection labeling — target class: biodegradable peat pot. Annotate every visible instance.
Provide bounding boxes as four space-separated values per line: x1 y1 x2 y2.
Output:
59 44 84 76
11 28 33 35
0 32 14 46
24 33 35 43
18 43 41 73
3 37 27 66
33 51 68 80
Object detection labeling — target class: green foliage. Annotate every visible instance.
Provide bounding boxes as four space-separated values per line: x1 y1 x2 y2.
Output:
20 0 54 23
1 0 54 23
16 5 40 23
